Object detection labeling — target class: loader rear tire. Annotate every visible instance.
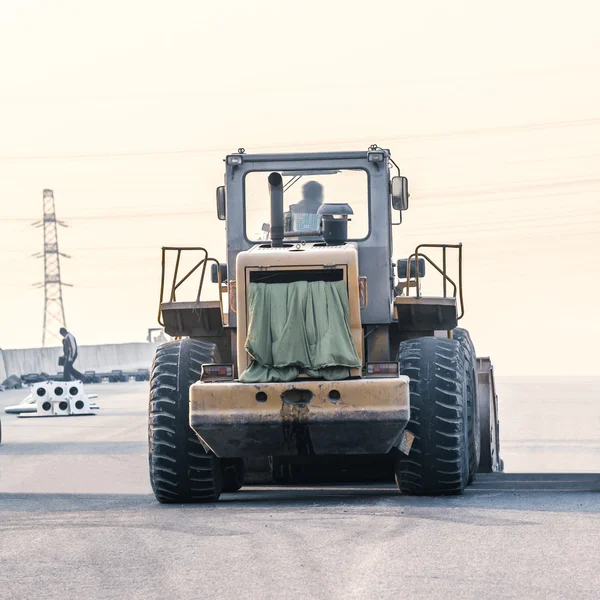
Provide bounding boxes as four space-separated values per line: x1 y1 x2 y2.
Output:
453 328 481 483
148 339 223 503
394 337 470 495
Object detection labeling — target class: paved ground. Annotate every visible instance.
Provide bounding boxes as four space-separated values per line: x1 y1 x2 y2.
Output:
0 380 599 600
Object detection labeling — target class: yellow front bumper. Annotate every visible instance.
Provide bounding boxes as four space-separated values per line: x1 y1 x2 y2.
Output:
189 376 410 457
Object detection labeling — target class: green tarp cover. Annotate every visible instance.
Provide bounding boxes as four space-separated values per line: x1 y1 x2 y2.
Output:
240 280 361 383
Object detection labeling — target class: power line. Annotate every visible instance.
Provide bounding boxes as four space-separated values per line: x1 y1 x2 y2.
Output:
418 176 600 200
0 117 598 161
2 174 599 224
1 209 215 223
415 186 599 209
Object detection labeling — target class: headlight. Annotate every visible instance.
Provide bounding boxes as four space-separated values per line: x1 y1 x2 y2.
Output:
368 151 384 162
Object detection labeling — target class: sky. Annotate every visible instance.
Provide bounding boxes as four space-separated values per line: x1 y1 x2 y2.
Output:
0 0 598 375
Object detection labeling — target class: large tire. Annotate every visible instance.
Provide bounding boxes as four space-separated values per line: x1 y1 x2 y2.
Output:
394 337 470 495
148 339 223 503
453 328 481 483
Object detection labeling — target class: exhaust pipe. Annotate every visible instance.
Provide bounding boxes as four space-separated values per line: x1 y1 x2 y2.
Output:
268 172 284 247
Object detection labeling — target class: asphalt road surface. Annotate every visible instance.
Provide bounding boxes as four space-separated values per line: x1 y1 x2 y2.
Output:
1 379 599 600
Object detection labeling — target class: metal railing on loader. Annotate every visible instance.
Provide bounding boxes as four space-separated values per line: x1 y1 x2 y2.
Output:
404 243 465 320
158 247 226 335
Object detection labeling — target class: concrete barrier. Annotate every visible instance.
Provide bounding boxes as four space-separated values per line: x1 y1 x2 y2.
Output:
0 350 7 382
1 342 160 379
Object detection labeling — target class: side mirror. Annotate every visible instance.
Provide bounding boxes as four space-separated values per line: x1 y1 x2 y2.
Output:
216 186 226 221
391 176 409 211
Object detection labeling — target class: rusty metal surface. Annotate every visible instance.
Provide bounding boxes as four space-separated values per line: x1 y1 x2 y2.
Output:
190 376 410 457
393 296 458 332
365 325 390 362
160 300 223 338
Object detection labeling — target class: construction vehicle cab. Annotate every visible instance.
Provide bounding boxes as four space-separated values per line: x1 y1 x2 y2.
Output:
222 148 399 329
149 146 502 503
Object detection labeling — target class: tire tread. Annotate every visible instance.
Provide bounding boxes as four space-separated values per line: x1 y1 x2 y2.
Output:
394 337 469 495
148 339 222 503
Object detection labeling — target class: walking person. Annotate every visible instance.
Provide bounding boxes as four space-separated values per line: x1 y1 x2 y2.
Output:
60 327 86 382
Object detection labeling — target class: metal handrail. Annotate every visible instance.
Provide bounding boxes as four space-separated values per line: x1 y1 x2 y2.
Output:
405 252 458 298
404 243 464 320
158 247 225 327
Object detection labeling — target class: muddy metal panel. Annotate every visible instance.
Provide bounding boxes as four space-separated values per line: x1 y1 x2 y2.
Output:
477 357 503 472
223 152 394 328
189 376 410 457
160 301 223 338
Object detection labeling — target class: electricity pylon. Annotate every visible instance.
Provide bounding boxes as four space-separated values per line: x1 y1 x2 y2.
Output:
32 189 71 347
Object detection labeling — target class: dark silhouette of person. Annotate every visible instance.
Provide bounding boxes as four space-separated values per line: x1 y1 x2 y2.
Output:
290 181 323 214
60 327 86 382
285 180 324 236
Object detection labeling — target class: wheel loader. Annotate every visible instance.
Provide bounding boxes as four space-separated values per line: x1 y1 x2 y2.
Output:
148 146 502 502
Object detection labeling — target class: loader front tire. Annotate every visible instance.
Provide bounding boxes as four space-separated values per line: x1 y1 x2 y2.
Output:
394 337 470 495
148 339 222 503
